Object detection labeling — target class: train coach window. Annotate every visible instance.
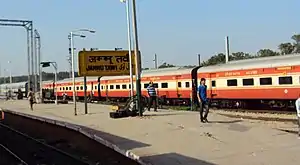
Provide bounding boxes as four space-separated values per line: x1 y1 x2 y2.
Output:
110 85 114 89
279 76 292 85
95 86 97 90
101 85 104 90
243 78 254 86
144 83 149 88
161 83 168 88
60 87 62 90
178 82 182 88
116 85 120 89
185 82 190 88
153 83 158 88
76 87 79 90
122 84 127 89
211 80 216 87
80 86 83 90
63 87 65 90
260 77 272 85
129 84 131 89
227 79 237 86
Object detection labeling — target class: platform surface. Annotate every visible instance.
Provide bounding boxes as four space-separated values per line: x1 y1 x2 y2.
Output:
1 100 300 165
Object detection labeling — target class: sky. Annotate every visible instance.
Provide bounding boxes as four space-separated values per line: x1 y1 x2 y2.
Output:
0 0 299 76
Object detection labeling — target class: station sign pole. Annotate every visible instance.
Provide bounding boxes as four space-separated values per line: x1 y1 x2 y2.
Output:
131 0 143 116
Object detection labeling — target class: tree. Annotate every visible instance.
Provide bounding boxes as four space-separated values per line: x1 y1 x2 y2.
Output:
201 53 225 66
201 52 255 66
291 34 300 53
231 52 254 60
278 42 294 55
257 49 280 57
158 62 176 68
183 65 197 68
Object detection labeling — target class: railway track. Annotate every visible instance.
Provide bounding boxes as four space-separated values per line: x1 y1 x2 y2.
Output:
0 122 90 165
0 144 28 165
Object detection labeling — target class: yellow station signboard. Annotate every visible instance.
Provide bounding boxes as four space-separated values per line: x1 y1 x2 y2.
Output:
78 50 136 76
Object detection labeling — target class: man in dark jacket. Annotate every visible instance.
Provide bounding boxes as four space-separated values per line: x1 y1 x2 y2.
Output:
197 78 209 123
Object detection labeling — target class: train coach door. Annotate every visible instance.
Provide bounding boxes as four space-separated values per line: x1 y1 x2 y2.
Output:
209 73 217 98
191 66 201 104
97 76 102 99
175 75 182 98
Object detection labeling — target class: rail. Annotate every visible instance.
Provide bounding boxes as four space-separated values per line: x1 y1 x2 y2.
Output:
0 143 28 165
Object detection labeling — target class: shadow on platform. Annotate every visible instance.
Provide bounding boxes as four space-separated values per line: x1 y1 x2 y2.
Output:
76 111 105 116
219 113 298 123
276 128 299 135
142 153 216 165
76 124 151 151
143 111 196 117
208 119 242 124
143 113 183 117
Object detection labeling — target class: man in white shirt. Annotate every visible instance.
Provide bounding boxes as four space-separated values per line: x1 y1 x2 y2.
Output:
295 95 300 138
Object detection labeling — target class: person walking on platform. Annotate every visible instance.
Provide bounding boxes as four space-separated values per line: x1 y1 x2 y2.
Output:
197 78 209 123
147 81 157 112
295 95 300 138
27 88 34 110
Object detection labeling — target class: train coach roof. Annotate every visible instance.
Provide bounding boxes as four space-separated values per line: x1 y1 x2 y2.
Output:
0 81 27 88
101 67 193 80
199 53 300 73
53 67 194 83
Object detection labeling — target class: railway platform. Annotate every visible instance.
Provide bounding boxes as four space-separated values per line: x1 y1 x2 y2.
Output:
0 100 300 165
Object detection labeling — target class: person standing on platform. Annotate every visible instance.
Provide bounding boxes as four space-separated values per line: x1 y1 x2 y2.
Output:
295 95 300 138
27 88 34 110
147 81 157 112
197 78 209 123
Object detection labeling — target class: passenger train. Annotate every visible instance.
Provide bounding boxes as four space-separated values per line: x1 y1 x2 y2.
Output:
41 53 300 110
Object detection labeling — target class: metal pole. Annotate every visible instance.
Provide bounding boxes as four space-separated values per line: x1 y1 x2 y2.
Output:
33 30 37 93
198 54 201 66
36 31 42 103
124 0 134 97
40 66 43 103
84 76 88 114
70 32 77 116
68 35 72 78
131 0 142 116
154 54 158 69
26 29 31 94
8 62 12 97
30 26 35 92
9 69 12 85
53 63 58 105
225 36 229 63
